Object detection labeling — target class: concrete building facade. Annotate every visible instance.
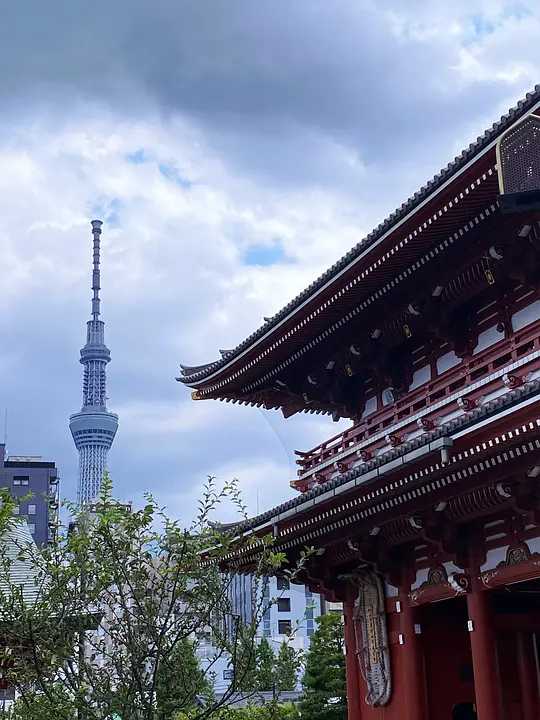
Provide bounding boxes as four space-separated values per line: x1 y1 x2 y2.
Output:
0 443 59 546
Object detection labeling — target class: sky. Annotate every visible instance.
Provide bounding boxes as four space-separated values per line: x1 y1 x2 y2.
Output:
0 0 539 526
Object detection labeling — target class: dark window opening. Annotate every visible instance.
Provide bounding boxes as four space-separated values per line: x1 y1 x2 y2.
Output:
277 577 290 591
277 598 291 612
278 620 292 635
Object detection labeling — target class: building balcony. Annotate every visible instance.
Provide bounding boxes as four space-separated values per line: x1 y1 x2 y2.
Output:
293 319 540 491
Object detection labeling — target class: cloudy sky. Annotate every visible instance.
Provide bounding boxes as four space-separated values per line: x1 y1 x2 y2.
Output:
0 0 539 525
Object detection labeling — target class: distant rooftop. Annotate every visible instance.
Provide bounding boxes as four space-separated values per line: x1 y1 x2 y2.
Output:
7 456 43 462
3 455 56 469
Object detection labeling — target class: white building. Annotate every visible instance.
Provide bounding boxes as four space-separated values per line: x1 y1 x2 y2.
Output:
198 574 323 693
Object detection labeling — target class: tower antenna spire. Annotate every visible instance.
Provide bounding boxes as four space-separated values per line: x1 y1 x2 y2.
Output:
69 220 119 506
91 219 103 322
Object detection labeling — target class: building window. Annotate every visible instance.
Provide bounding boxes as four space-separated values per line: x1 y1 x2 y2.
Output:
196 630 211 644
28 504 36 516
223 669 234 680
307 627 314 637
277 598 291 612
277 577 290 591
278 620 292 635
13 477 29 486
27 523 35 535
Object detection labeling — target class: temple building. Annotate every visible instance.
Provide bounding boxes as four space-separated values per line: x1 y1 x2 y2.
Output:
179 87 540 720
70 221 118 506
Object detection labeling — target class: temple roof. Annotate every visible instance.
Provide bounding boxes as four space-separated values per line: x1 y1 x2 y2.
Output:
0 521 43 605
178 85 540 412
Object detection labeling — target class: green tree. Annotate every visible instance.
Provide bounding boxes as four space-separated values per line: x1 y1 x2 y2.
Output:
300 614 347 720
0 475 295 720
255 637 275 691
207 702 300 720
156 637 211 719
235 626 258 692
274 641 299 691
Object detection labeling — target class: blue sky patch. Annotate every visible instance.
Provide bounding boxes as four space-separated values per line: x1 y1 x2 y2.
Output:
470 5 531 40
471 14 495 37
91 197 123 228
126 148 148 164
243 240 290 267
159 163 192 189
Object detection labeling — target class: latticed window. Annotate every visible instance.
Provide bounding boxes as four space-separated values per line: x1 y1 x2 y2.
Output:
499 114 540 194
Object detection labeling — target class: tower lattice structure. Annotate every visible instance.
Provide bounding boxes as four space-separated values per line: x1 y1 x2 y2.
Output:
70 220 118 506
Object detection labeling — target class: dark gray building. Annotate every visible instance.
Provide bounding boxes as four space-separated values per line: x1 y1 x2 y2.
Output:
0 443 59 546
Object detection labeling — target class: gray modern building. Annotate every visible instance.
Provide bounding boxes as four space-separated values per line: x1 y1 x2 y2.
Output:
0 443 59 546
69 221 118 506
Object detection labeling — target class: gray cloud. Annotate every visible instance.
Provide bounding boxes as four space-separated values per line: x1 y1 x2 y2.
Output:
2 2 536 183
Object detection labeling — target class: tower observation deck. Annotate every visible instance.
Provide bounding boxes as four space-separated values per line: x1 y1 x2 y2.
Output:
69 220 118 506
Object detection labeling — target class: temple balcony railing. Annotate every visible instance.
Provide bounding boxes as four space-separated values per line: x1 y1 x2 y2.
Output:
292 318 540 491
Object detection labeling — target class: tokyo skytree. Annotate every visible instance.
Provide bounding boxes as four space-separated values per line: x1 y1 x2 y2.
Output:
70 220 119 506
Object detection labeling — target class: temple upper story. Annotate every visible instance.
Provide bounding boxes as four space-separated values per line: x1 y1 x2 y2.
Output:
179 85 540 492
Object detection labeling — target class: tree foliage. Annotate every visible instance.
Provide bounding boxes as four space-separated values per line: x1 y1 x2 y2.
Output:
209 702 299 720
255 637 275 691
156 637 211 720
0 475 304 720
234 626 258 692
300 613 347 720
274 642 299 692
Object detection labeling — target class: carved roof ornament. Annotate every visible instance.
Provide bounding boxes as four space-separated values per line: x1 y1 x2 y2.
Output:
410 565 470 604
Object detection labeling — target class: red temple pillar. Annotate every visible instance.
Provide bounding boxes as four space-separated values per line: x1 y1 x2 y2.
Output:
466 585 503 720
343 598 363 720
399 592 427 720
516 631 539 720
